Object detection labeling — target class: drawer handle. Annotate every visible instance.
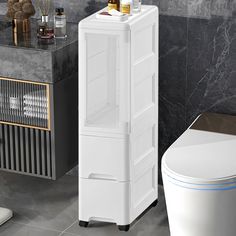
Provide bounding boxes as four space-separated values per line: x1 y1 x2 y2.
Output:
88 173 117 181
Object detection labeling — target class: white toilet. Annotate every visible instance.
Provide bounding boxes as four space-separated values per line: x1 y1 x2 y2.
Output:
162 112 236 236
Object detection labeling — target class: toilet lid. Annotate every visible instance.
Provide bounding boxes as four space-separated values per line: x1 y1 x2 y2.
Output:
162 130 236 184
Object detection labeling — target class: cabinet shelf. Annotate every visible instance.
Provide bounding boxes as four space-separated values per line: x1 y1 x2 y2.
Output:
86 106 119 128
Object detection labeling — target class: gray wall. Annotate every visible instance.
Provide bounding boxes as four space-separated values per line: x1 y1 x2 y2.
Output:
158 1 236 184
1 0 236 22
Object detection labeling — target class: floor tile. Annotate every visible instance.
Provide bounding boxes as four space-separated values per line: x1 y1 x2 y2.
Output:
0 171 170 236
0 221 60 236
65 187 170 236
0 171 78 232
59 233 80 236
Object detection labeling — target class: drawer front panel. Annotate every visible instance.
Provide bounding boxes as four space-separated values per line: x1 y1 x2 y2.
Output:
0 77 50 130
79 178 130 225
79 135 130 181
0 123 52 179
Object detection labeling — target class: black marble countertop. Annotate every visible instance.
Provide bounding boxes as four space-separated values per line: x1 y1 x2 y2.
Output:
0 16 78 51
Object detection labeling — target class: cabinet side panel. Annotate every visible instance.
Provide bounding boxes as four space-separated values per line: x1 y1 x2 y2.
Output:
52 73 78 179
130 7 158 221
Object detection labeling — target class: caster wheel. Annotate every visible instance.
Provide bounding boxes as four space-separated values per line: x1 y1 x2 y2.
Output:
79 220 89 227
151 199 158 207
118 224 130 232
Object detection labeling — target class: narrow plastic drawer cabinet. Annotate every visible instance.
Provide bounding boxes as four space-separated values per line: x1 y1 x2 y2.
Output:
79 5 159 231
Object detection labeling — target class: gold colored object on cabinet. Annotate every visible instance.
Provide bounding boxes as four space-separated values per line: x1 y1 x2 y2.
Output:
23 18 30 33
12 31 31 47
12 18 31 46
0 77 51 131
12 18 30 34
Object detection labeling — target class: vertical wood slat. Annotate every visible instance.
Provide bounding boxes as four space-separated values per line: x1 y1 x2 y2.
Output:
4 125 9 169
0 125 4 168
41 130 46 176
46 131 51 177
14 126 20 171
20 127 25 172
9 125 15 170
36 129 41 175
30 129 35 174
25 128 30 173
0 123 52 179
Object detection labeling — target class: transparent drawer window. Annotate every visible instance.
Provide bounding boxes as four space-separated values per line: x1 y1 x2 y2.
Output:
0 78 49 129
85 34 120 128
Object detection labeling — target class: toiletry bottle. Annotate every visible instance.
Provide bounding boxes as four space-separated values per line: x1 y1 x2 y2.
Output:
108 0 118 11
54 8 67 38
133 0 141 12
121 0 132 15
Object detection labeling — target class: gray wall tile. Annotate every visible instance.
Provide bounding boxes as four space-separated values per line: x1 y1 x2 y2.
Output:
0 3 7 15
187 0 211 19
211 0 234 17
159 15 187 162
1 0 236 20
186 17 236 125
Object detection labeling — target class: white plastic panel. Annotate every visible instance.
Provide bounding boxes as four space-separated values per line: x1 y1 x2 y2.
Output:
132 166 157 220
87 34 107 58
79 178 130 225
85 33 120 128
87 74 108 117
79 135 130 181
134 25 154 62
133 125 154 161
129 11 158 222
134 74 154 114
134 149 155 181
133 167 155 205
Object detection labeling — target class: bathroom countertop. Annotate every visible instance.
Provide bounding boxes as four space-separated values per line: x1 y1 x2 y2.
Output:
0 17 78 51
0 16 79 83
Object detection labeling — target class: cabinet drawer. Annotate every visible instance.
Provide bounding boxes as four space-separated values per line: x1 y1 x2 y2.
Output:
0 77 50 130
79 135 130 181
79 178 130 225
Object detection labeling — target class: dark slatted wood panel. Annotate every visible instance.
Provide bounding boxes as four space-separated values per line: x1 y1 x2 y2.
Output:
0 124 52 179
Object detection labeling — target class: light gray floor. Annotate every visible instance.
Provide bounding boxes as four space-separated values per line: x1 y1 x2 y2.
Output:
0 171 170 236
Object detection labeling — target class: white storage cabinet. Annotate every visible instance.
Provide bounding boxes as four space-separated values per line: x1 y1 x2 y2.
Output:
79 5 159 231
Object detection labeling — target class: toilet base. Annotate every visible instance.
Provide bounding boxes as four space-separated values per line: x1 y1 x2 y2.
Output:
163 175 236 236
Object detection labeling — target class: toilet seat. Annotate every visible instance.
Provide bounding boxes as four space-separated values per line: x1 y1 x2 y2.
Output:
162 128 236 189
162 113 236 236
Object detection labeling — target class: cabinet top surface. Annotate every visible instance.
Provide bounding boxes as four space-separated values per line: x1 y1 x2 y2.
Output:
79 5 158 31
0 16 78 52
